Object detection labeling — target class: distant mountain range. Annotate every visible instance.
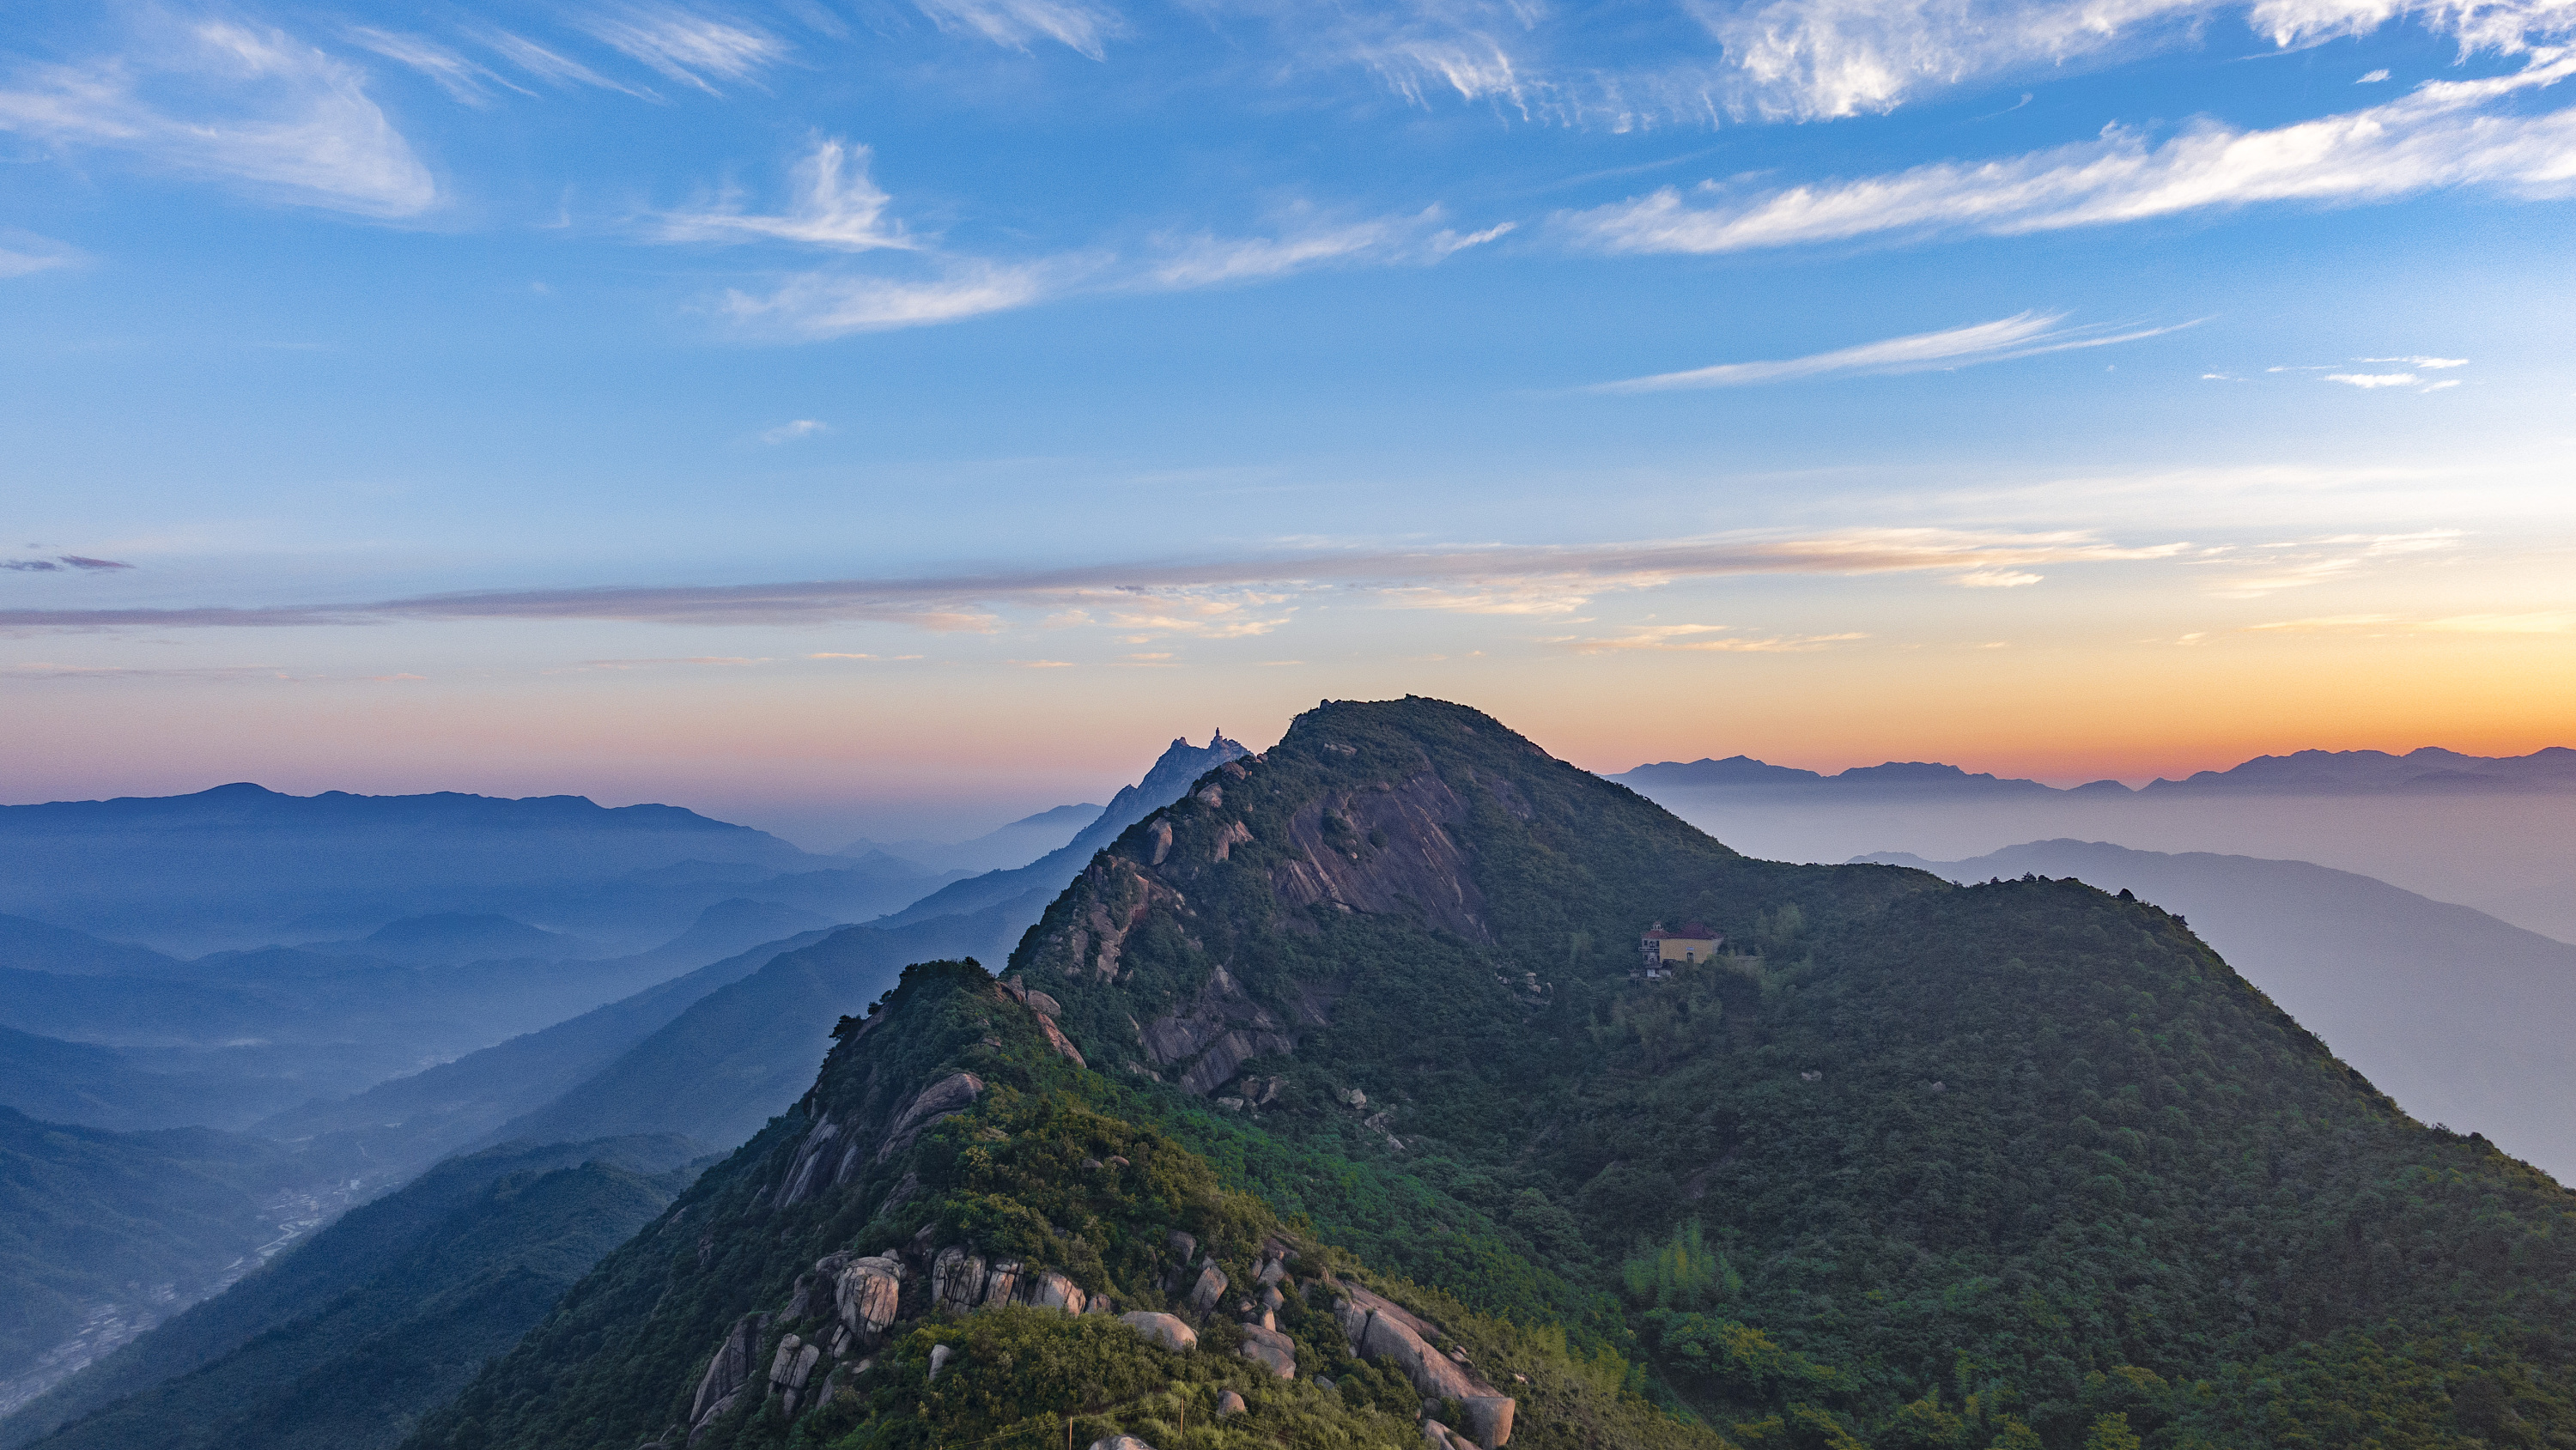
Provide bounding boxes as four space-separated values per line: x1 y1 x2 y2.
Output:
0 901 835 1125
1856 838 2576 1180
835 802 1101 874
0 784 820 954
1617 744 2576 796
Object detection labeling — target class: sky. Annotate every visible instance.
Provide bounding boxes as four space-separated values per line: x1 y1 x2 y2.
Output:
2 0 2572 843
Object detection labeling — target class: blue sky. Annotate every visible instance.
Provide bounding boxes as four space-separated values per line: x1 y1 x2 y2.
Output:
2 0 2571 840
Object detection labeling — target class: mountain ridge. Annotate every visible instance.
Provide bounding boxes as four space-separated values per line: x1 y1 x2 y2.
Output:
389 697 2576 1450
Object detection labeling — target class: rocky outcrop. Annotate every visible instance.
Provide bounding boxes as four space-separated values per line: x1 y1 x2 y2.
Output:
997 978 1083 1065
686 1312 771 1445
1271 774 1493 943
1334 1284 1515 1447
931 1246 988 1313
766 1335 822 1417
823 1253 903 1352
1141 964 1297 1096
1048 856 1190 983
1186 1263 1229 1313
874 1071 984 1164
1030 1270 1089 1313
1118 1311 1198 1353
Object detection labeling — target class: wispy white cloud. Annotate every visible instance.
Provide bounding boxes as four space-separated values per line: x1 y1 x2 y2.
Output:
2203 529 2463 596
0 230 82 277
345 27 526 106
658 138 914 251
684 150 1508 337
575 3 787 94
2325 371 2423 387
912 0 1127 58
1559 55 2576 253
1589 312 2191 391
1376 0 2569 124
0 19 434 216
1687 0 2209 123
759 419 832 442
477 29 654 98
2247 608 2576 633
1561 623 1869 652
1145 208 1510 288
720 261 1066 337
0 527 2186 634
2360 354 2470 367
2422 609 2576 632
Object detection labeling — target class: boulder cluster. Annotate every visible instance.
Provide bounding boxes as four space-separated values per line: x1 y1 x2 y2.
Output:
667 1213 1513 1450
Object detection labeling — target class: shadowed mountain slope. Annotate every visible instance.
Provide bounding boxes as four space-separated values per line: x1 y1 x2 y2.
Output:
0 1136 702 1450
1856 838 2576 1180
489 910 1018 1153
9 1137 703 1450
248 926 839 1180
0 1110 311 1409
0 1029 313 1135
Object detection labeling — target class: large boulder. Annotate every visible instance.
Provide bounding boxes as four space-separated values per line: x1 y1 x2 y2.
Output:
1334 1286 1515 1446
767 1336 823 1416
1238 1324 1296 1379
981 1257 1027 1307
833 1256 902 1348
932 1246 989 1314
1187 1264 1229 1313
1117 1311 1199 1353
1030 1270 1089 1313
1461 1397 1517 1448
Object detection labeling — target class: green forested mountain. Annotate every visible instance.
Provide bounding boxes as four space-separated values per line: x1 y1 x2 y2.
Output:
0 1136 702 1450
0 1109 305 1399
7 1138 700 1450
397 698 2576 1450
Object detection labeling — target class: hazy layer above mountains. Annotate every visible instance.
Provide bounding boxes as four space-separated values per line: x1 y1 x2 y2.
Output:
1860 839 2576 1179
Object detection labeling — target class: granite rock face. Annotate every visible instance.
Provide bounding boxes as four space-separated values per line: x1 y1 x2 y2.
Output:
685 1312 772 1446
1332 1284 1516 1447
1116 1311 1198 1354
